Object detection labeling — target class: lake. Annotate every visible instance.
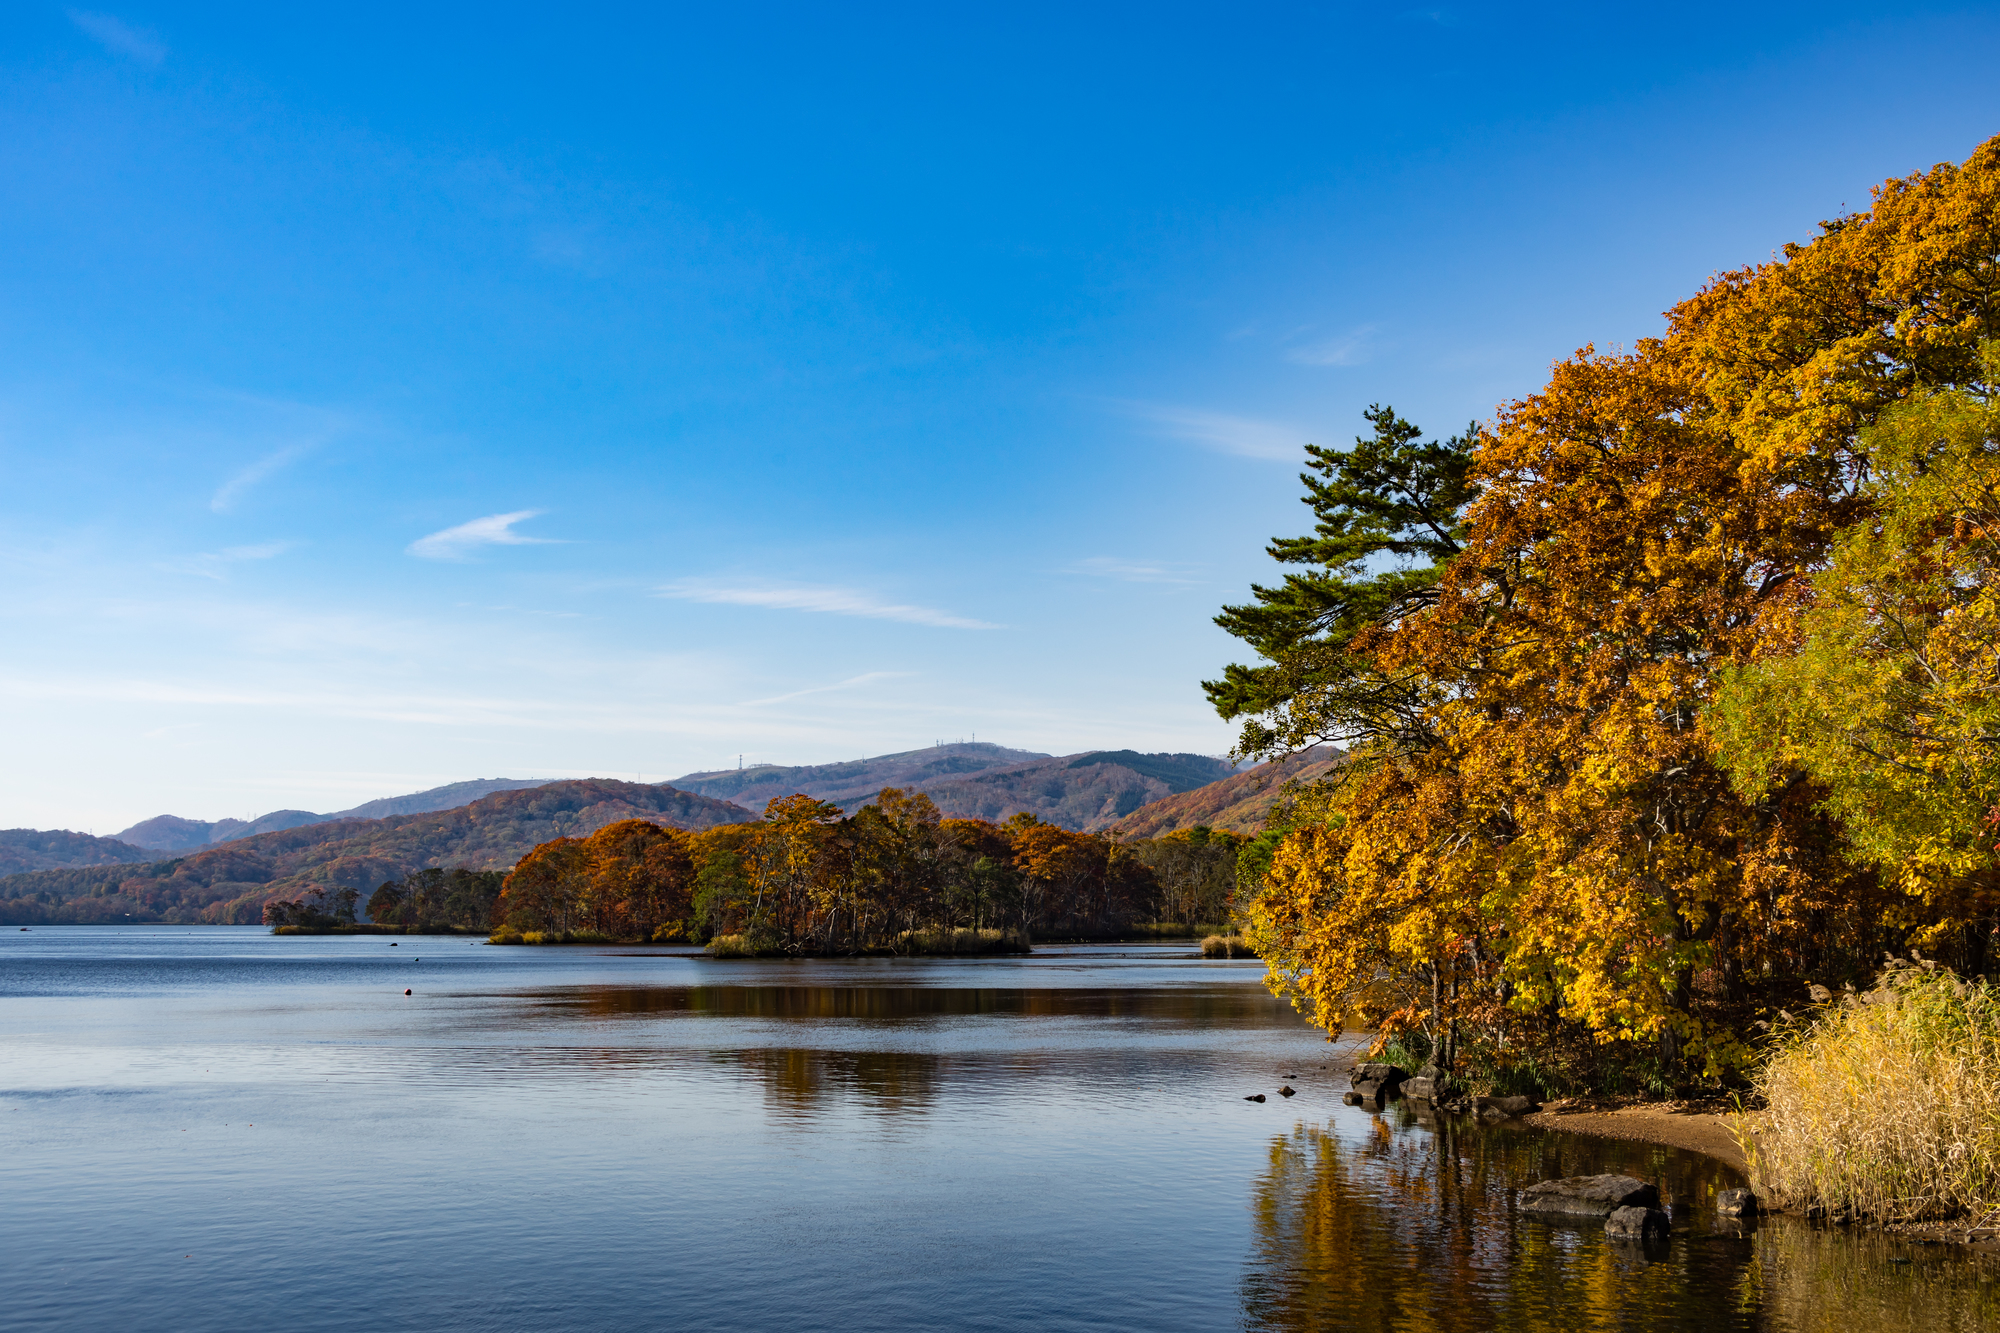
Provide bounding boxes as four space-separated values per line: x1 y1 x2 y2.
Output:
3 927 1994 1331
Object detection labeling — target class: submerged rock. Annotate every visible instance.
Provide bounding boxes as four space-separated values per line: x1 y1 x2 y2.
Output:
1244 1093 1266 1103
1518 1174 1660 1218
1716 1188 1758 1217
1279 1085 1297 1097
1473 1095 1541 1119
1604 1205 1672 1240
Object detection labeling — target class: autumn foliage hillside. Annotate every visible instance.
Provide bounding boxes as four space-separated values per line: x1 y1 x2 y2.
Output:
673 743 1234 830
0 828 155 877
0 781 752 925
1108 748 1343 838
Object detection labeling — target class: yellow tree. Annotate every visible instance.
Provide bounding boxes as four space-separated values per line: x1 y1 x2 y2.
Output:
1241 137 2000 1084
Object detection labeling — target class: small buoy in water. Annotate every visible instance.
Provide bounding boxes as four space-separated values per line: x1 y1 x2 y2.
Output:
404 988 412 995
1244 1093 1266 1103
1280 1086 1297 1097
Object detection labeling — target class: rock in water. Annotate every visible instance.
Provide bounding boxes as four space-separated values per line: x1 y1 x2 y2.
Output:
1473 1095 1541 1119
1402 1077 1435 1101
1348 1063 1407 1089
1716 1188 1758 1217
1604 1205 1672 1240
1244 1093 1266 1103
1518 1175 1660 1217
1279 1085 1297 1097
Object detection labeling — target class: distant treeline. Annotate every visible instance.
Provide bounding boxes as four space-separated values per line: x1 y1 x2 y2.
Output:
490 787 1245 950
265 868 507 933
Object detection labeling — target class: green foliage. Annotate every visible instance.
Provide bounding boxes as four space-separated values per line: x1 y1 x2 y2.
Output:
1714 357 2000 913
1204 404 1478 758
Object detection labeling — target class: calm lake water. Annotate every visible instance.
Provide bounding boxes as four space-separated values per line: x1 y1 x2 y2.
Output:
3 928 1995 1332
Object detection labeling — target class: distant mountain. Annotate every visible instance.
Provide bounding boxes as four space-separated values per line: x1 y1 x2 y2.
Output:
668 743 1050 812
0 829 155 877
2 780 753 926
916 751 1237 830
668 743 1233 831
1107 747 1344 838
114 778 558 850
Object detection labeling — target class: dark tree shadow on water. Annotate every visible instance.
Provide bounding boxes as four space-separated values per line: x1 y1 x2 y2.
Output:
1238 1113 2000 1333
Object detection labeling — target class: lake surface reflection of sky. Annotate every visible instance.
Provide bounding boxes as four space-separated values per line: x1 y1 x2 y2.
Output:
4 928 1994 1332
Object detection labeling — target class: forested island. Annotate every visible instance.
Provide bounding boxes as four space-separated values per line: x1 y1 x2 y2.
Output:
264 787 1250 954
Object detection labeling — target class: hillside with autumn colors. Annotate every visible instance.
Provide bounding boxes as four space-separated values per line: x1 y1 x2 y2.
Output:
1107 748 1343 838
672 744 1234 831
0 780 752 925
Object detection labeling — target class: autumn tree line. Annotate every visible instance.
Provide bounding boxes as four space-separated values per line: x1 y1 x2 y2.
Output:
488 790 1243 950
1213 137 2000 1095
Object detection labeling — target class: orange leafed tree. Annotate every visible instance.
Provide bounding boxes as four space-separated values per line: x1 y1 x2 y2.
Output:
1238 137 2000 1085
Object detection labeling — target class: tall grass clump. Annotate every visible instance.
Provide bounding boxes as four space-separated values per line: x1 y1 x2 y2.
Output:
893 927 1030 956
1747 963 2000 1222
1202 934 1258 959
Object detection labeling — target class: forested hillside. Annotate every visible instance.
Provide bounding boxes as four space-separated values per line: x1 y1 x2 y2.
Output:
668 743 1049 809
1 781 751 925
115 777 556 850
1108 748 1343 838
0 828 154 877
671 744 1233 830
917 751 1235 829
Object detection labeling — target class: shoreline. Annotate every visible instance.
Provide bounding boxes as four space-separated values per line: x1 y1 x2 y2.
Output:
1519 1097 2000 1251
1520 1097 1750 1176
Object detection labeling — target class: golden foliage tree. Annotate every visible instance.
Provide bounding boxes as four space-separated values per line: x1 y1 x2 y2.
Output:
1234 137 2000 1086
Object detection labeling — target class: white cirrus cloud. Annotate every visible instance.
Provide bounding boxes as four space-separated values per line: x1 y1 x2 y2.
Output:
739 671 913 708
161 541 296 581
1286 325 1377 367
658 579 999 629
408 511 559 560
68 10 167 65
212 443 312 513
1120 402 1302 461
1067 556 1203 586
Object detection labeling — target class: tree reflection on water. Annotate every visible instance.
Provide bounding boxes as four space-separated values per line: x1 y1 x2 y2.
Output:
1240 1114 2000 1332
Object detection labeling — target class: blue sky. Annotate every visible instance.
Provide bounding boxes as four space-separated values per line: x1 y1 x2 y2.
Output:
4 3 1998 833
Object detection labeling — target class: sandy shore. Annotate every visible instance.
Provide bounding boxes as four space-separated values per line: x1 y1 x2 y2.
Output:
1521 1098 1752 1176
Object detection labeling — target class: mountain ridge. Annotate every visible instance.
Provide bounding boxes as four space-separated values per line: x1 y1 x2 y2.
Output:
1 780 753 925
669 743 1235 831
115 777 560 851
1106 747 1344 838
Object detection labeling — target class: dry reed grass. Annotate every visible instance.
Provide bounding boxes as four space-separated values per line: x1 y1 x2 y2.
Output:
892 927 1030 955
1744 963 2000 1223
1201 934 1258 958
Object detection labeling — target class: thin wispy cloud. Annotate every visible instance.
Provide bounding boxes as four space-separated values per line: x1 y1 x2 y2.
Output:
68 10 166 66
1286 325 1377 367
160 541 295 581
1122 403 1302 461
739 671 912 708
408 511 559 560
658 579 999 629
211 444 311 513
1067 557 1203 586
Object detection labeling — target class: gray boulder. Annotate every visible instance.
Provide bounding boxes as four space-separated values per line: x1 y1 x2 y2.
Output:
1474 1095 1540 1118
1716 1188 1758 1217
1605 1206 1671 1240
1402 1076 1436 1101
1348 1062 1408 1088
1519 1175 1660 1218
